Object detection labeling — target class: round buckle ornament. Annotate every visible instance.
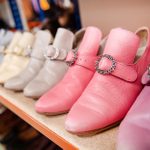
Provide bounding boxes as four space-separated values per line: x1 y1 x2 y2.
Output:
95 54 116 75
66 50 78 66
44 46 60 60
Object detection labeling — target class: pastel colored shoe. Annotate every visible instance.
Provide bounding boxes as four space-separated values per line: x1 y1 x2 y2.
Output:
4 30 52 91
0 30 14 52
0 29 6 63
24 28 77 99
117 69 150 150
65 27 150 135
0 32 34 84
5 31 22 54
35 26 102 114
0 31 23 74
0 31 14 63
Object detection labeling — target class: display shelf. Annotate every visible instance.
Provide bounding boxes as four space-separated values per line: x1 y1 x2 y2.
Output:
0 86 118 150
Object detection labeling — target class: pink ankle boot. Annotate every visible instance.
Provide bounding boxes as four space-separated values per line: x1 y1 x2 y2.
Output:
65 27 150 135
35 26 102 115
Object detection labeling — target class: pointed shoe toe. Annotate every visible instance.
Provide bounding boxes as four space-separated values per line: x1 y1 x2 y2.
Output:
24 81 48 99
36 91 72 114
4 77 24 91
65 103 109 135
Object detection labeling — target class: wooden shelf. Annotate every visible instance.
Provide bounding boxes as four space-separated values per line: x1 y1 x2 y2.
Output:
0 86 118 150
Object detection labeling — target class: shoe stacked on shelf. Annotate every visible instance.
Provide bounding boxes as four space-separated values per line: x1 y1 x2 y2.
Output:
0 26 150 149
0 31 34 84
4 30 53 92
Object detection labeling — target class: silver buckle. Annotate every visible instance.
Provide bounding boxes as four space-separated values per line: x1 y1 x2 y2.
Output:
95 54 116 75
66 50 78 66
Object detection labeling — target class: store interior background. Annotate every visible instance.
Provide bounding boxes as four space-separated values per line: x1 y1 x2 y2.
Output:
1 0 150 34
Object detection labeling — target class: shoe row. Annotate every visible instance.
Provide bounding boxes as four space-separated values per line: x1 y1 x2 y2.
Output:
1 28 85 98
1 26 150 149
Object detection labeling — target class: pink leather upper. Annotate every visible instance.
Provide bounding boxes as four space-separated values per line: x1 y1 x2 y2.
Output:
35 27 102 113
65 27 150 133
66 51 97 71
117 71 150 150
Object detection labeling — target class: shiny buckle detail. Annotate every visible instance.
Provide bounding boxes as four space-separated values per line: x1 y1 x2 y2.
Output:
66 50 78 66
49 48 60 60
95 54 116 75
44 46 60 60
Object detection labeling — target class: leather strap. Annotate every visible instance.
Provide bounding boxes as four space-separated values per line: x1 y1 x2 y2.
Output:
75 55 97 71
66 50 97 71
97 55 138 82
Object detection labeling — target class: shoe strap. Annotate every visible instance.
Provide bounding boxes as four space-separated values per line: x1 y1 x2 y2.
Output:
13 44 33 56
96 54 137 82
44 45 68 61
66 50 97 71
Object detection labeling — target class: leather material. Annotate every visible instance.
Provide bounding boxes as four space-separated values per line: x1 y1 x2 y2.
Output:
24 28 75 98
141 70 150 84
35 26 102 113
117 71 150 150
13 32 34 55
0 31 14 63
0 32 35 84
0 54 29 83
4 30 52 91
5 31 22 54
66 51 97 71
65 27 150 134
0 31 14 49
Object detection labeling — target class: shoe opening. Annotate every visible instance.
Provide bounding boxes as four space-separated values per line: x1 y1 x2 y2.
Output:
134 27 148 62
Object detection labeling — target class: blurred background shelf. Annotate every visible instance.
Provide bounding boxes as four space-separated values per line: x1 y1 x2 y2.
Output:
0 85 118 150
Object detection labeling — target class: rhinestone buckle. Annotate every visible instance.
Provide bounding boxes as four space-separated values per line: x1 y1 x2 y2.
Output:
66 50 78 66
95 54 116 75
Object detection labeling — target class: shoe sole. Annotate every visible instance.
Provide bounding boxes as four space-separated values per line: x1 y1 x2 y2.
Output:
37 111 68 116
68 121 120 137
